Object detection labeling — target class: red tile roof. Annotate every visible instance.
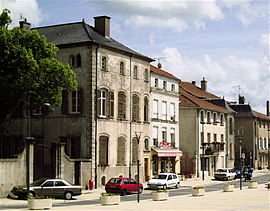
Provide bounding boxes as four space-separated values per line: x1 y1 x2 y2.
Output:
150 65 180 81
180 81 218 99
253 110 270 121
180 87 228 113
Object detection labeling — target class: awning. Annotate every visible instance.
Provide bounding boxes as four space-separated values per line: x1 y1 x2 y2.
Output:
152 148 183 157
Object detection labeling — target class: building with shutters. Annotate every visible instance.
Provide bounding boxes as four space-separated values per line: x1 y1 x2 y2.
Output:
149 65 182 179
1 16 153 196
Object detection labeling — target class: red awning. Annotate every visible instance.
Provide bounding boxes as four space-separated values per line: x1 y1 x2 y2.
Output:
152 148 183 157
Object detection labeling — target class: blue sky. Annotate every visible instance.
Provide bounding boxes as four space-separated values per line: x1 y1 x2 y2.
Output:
2 0 269 113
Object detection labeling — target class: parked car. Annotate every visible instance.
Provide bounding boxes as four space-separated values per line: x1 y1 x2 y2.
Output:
11 178 82 200
105 177 143 196
147 173 180 190
233 166 253 180
214 168 236 181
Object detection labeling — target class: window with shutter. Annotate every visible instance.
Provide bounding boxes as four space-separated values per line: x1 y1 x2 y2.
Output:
109 91 114 118
162 127 167 142
71 90 80 113
117 137 126 165
144 97 149 122
132 94 140 121
98 89 106 117
170 128 175 147
99 136 108 166
133 65 138 79
144 68 149 82
132 137 138 164
152 99 158 119
162 101 167 120
118 91 126 120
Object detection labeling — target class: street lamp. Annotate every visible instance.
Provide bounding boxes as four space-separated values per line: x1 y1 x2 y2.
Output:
239 139 243 190
200 121 205 181
135 132 142 203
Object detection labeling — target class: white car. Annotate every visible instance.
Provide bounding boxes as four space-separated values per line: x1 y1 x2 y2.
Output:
214 168 236 181
147 173 180 190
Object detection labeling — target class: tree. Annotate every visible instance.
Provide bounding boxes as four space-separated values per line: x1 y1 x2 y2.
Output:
0 9 77 128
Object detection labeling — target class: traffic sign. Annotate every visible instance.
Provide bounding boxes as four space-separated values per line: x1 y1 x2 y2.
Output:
241 153 245 159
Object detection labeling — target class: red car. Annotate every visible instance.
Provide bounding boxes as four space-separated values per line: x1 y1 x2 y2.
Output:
105 177 143 196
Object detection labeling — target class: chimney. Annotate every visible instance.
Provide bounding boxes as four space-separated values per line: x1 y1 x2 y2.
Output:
201 77 207 91
94 16 111 38
267 101 270 116
238 95 245 104
191 81 196 85
19 18 31 30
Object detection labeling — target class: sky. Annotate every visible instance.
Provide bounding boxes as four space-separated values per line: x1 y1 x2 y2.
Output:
1 0 270 114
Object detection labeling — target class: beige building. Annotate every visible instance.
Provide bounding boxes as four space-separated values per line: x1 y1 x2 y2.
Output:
179 79 235 178
230 102 270 169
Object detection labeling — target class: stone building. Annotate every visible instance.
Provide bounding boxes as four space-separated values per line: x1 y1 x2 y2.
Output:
230 101 270 169
0 16 153 196
149 65 182 179
179 79 235 178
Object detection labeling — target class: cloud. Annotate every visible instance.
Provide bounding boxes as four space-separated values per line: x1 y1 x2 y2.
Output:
159 47 269 112
260 34 270 50
1 0 43 27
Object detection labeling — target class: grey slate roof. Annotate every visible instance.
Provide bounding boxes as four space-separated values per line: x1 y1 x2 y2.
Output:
33 21 153 62
206 99 236 113
229 104 257 117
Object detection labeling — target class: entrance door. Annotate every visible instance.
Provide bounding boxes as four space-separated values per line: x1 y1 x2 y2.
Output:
74 161 81 185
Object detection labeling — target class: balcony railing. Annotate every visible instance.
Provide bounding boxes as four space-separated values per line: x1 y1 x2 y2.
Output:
202 142 225 155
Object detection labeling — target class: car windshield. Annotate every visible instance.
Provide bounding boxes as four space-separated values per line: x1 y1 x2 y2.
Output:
108 178 122 184
216 169 227 173
30 178 47 187
153 175 167 179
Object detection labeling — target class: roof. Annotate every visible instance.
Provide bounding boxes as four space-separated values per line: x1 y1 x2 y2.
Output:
180 81 218 99
33 21 153 62
229 104 270 120
206 99 236 113
253 110 270 120
150 65 180 81
179 87 228 113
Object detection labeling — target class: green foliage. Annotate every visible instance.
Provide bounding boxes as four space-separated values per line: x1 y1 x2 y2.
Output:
224 183 234 186
101 193 120 196
249 180 257 182
152 189 168 193
0 9 77 127
28 196 53 200
193 186 205 189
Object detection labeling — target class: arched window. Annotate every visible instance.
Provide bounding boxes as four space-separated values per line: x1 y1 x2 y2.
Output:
132 137 138 164
101 56 107 71
133 65 138 79
117 137 126 165
118 91 126 120
132 94 140 121
76 54 81 67
144 138 149 151
144 97 149 122
97 89 114 118
69 55 75 67
99 136 108 165
120 61 125 75
144 68 149 82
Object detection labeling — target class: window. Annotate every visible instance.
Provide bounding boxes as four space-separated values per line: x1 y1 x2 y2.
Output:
120 61 125 75
213 134 217 142
153 99 158 119
170 103 175 121
213 113 217 124
71 90 81 113
154 78 158 88
171 84 175 92
144 97 149 122
162 101 167 120
69 55 75 67
144 138 149 151
162 127 167 143
153 126 158 147
144 69 149 82
132 94 140 121
170 128 175 147
207 112 211 124
201 132 204 143
163 81 167 90
200 111 204 123
132 137 138 164
229 118 233 135
76 54 81 67
207 133 211 143
220 114 224 125
221 134 224 143
42 181 53 187
62 136 81 159
61 89 82 115
101 56 107 71
99 136 108 166
97 89 114 118
117 137 126 165
55 181 66 186
118 91 126 120
133 65 138 79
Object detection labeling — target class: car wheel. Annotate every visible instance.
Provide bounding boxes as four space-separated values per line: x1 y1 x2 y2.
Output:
121 189 127 196
163 184 167 190
138 187 143 194
64 192 73 200
175 183 180 189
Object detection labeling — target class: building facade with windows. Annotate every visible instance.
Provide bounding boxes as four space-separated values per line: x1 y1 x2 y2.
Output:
179 79 234 178
149 65 182 178
1 16 153 196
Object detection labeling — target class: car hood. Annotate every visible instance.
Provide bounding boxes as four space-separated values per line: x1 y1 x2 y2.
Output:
148 179 166 184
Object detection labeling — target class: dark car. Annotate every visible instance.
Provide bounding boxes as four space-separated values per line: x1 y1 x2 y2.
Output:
11 178 82 200
105 177 143 196
233 166 253 180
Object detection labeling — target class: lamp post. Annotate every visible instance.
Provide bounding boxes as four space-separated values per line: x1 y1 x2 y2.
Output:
239 139 242 190
200 121 205 181
135 132 142 203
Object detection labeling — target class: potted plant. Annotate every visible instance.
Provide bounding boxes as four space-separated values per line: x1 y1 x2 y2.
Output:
100 193 120 206
152 189 169 201
223 183 234 192
27 196 53 210
192 186 205 196
248 180 258 189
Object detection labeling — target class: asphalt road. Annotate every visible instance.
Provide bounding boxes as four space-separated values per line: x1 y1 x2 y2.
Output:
1 174 269 210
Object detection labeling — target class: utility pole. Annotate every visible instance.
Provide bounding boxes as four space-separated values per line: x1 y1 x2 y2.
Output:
135 132 142 203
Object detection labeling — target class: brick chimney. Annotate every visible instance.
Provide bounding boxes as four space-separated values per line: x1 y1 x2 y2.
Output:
94 16 111 38
201 77 207 91
19 18 31 30
238 95 245 104
191 81 196 85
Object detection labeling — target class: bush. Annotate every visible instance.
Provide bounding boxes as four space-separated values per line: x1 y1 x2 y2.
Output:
152 189 168 193
224 183 234 186
101 193 120 196
193 186 205 189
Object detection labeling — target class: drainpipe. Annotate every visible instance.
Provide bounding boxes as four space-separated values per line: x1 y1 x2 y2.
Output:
129 54 134 178
94 45 100 188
